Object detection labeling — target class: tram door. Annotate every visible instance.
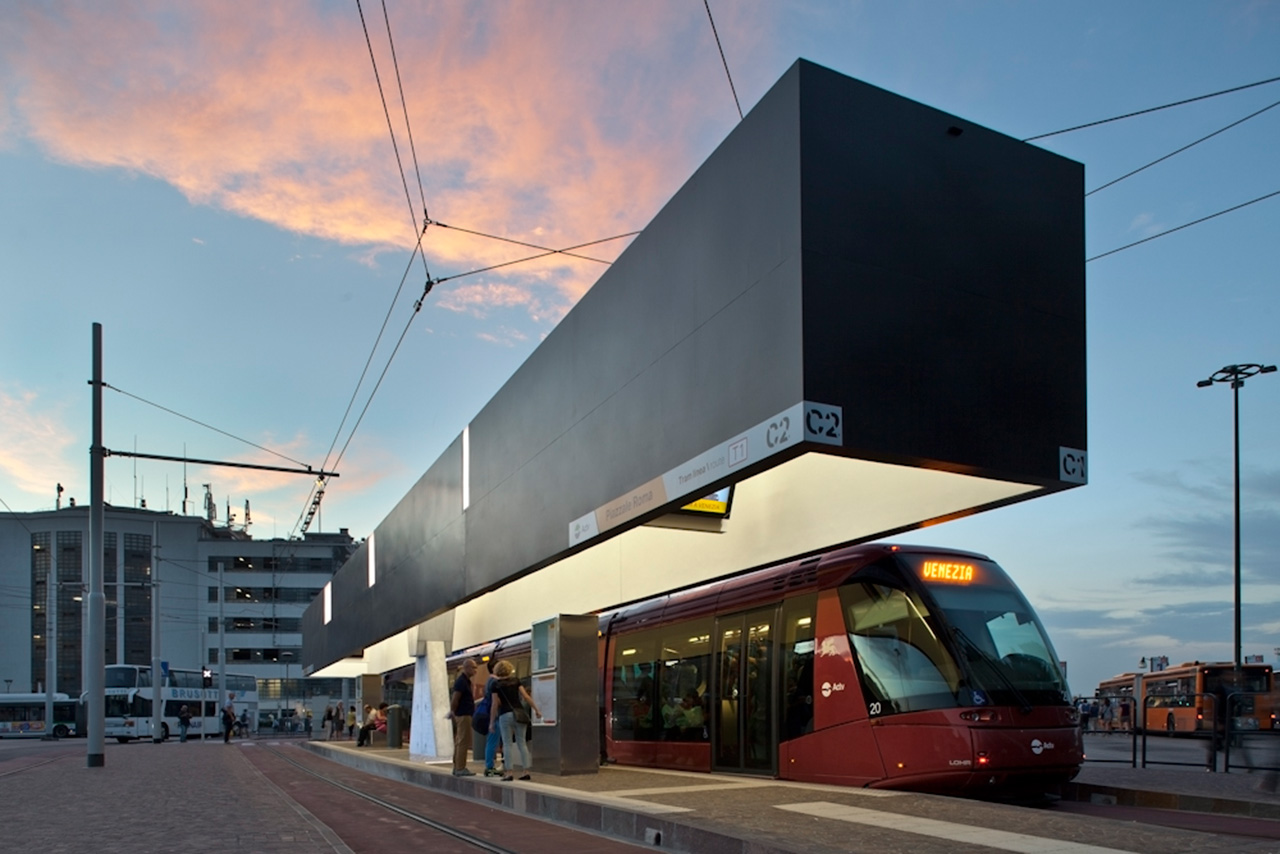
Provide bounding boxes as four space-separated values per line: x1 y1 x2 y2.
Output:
712 607 777 774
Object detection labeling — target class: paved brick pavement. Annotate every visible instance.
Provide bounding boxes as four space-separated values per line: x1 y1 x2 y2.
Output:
0 741 348 853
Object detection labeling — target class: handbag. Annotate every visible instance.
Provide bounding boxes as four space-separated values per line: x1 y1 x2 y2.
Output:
500 680 530 725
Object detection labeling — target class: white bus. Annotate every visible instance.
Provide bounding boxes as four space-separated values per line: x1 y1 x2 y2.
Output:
0 693 78 738
99 664 259 741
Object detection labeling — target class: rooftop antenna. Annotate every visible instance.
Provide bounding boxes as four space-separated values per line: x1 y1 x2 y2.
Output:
56 483 64 510
203 483 215 523
244 500 252 531
182 445 189 515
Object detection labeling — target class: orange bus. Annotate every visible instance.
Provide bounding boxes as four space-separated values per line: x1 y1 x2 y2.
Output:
1098 663 1274 734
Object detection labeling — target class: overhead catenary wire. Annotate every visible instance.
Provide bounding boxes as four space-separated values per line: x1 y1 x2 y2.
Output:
294 1 441 538
426 219 631 265
102 384 310 468
355 0 433 282
703 0 743 121
380 0 430 225
1087 98 1280 196
429 232 641 285
1024 73 1280 141
1086 189 1280 263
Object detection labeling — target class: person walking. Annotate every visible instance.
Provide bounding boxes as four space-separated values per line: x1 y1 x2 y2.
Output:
178 704 192 743
346 704 357 740
449 659 478 776
490 660 541 782
222 692 237 743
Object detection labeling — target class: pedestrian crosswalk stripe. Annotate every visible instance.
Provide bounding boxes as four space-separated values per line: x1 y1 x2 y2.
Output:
776 802 1130 853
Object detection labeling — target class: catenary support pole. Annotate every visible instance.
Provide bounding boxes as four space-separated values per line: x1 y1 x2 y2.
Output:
44 540 57 736
151 522 163 743
87 322 105 767
218 561 226 733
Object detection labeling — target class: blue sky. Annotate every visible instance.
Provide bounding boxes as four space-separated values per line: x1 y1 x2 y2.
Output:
2 1 1278 697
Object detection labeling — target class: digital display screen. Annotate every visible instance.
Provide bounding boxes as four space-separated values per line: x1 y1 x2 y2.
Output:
678 486 733 518
919 560 977 584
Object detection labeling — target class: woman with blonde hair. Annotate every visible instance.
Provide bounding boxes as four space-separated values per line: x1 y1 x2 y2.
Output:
489 660 541 781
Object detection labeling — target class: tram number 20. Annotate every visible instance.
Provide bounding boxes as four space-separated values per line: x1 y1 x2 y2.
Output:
868 702 882 716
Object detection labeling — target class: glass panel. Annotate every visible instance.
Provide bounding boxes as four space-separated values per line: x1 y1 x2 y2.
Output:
742 609 775 770
929 588 1067 705
105 667 139 688
609 629 659 741
779 594 817 741
841 579 963 715
655 618 711 742
714 620 742 767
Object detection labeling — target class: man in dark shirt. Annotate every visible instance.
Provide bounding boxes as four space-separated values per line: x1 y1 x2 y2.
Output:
450 659 478 776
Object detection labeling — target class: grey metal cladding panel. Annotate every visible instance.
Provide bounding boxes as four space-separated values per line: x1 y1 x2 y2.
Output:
302 561 375 669
796 62 1085 481
464 258 806 591
467 63 805 506
462 65 809 588
378 435 464 564
382 515 466 630
372 436 466 623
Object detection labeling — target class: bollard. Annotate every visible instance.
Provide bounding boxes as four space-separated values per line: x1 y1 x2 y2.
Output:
386 704 404 748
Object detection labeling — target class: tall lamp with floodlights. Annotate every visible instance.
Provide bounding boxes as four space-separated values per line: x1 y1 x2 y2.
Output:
1197 362 1276 669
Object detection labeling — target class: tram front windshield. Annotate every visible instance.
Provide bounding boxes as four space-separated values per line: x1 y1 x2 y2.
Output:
841 555 1068 716
905 554 1069 707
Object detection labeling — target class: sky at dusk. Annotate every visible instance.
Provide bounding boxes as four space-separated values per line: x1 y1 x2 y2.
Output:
2 1 1278 698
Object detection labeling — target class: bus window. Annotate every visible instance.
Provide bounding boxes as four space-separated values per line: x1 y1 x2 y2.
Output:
105 667 140 689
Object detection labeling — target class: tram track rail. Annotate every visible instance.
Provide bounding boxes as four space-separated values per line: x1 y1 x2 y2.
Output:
259 745 520 854
0 750 76 779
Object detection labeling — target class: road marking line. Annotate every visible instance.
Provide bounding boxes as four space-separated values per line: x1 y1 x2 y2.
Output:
776 802 1131 853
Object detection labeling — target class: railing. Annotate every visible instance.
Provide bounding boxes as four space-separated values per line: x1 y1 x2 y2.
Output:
1222 691 1280 774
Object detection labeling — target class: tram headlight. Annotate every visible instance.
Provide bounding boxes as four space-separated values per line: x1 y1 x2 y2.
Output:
959 710 1002 722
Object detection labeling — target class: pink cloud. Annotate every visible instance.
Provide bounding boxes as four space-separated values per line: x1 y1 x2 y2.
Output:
2 1 748 318
0 386 80 501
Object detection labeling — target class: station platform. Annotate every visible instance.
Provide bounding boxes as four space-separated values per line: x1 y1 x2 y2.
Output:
305 739 1280 853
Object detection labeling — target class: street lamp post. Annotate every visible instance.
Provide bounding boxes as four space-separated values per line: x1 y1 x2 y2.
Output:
1197 362 1276 669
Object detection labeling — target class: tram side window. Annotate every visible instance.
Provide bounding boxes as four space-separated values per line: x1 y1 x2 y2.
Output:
657 618 711 742
779 594 817 741
611 630 659 742
610 619 712 742
841 581 961 714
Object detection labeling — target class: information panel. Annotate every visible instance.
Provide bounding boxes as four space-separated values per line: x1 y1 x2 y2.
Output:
531 616 559 673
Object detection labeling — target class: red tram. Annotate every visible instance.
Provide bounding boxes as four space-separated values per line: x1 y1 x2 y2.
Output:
450 543 1082 795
